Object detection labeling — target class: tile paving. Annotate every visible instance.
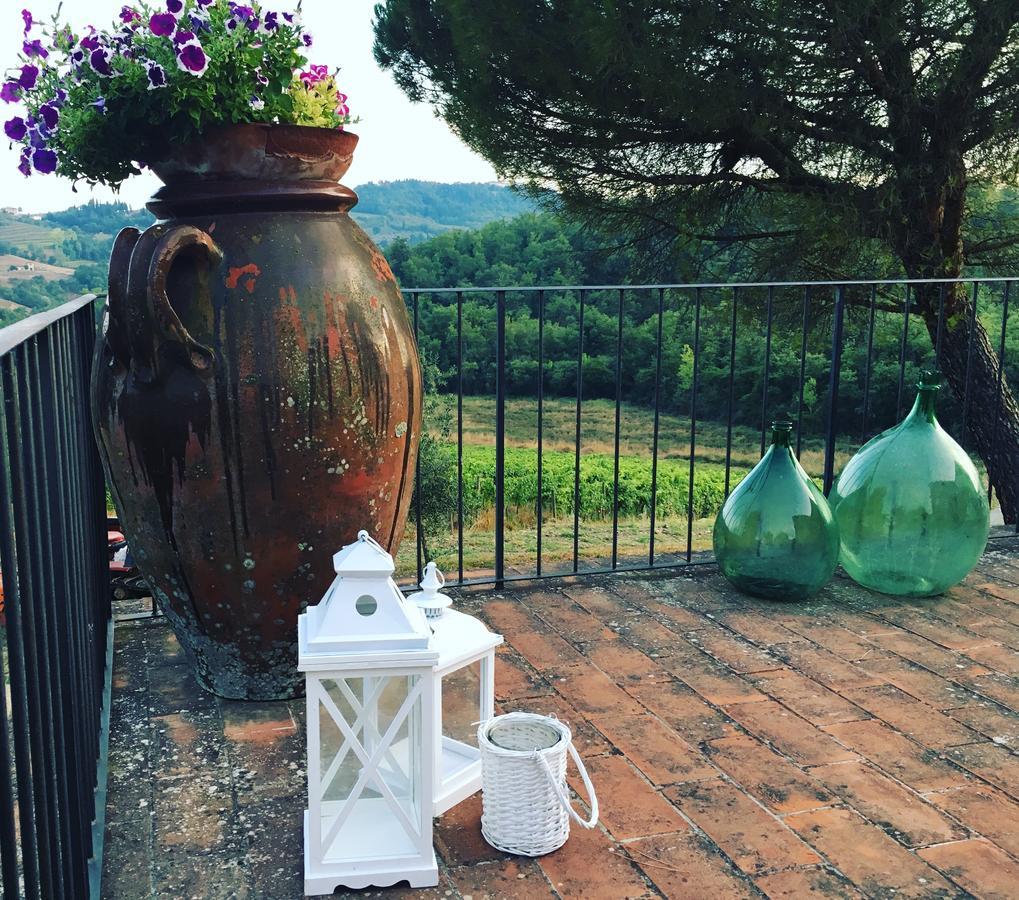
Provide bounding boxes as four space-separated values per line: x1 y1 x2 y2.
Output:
103 536 1019 898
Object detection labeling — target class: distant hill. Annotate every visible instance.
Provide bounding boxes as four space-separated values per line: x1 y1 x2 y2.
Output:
0 254 75 285
0 183 540 324
351 180 538 244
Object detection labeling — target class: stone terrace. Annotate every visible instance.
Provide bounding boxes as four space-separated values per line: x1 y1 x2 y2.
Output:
103 536 1019 899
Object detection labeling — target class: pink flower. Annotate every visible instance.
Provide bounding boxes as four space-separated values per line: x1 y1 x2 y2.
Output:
300 64 329 85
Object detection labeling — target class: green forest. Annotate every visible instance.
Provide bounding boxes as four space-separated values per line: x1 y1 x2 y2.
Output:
389 210 1018 448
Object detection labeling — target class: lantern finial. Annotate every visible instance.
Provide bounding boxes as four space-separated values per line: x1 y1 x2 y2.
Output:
408 561 452 619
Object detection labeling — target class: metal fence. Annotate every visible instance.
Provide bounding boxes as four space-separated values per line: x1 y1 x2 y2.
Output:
0 295 112 900
403 277 1018 588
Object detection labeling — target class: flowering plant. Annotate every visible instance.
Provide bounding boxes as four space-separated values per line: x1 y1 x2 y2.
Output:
3 1 352 187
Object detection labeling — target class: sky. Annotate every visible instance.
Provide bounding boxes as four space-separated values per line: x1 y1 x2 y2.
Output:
0 0 499 212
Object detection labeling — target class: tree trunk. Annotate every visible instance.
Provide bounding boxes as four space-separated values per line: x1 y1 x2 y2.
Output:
894 161 1019 524
912 282 1019 524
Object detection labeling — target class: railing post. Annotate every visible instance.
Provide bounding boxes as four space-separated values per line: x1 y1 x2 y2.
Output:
495 290 506 588
823 285 846 495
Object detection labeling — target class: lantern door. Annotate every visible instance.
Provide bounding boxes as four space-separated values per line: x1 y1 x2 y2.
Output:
430 610 501 815
306 668 435 883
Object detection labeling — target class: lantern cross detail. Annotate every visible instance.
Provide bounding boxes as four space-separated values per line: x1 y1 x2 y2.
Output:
315 676 408 800
315 677 427 855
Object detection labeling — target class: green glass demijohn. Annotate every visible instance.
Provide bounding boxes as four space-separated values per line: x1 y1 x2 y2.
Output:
830 371 989 597
712 421 840 600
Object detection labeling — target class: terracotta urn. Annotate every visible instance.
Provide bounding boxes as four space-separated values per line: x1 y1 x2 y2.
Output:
91 124 422 699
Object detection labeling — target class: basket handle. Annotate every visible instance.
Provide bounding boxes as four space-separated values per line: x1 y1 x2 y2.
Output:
535 741 599 829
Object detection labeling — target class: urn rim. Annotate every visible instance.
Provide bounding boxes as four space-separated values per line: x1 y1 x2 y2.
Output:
149 123 360 185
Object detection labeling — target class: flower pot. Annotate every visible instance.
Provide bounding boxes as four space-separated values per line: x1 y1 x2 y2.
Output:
91 124 423 699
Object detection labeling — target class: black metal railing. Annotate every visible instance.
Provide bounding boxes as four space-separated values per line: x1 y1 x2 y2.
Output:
404 277 1019 588
0 296 112 900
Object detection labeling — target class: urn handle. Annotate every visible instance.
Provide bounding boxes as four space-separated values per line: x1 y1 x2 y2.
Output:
104 226 142 366
123 223 223 383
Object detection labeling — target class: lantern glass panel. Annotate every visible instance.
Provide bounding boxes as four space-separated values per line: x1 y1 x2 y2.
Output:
317 674 423 863
442 660 482 748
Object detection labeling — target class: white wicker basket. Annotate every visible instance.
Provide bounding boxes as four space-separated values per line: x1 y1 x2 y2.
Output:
477 712 599 856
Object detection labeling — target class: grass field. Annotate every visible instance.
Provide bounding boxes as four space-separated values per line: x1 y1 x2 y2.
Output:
397 394 862 577
434 394 860 477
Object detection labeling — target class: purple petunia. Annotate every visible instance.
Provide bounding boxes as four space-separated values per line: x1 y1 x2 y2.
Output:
53 88 67 105
261 11 278 31
23 39 48 59
32 147 57 174
92 96 106 112
1 82 20 103
302 33 313 47
150 13 176 36
229 5 256 31
145 60 167 89
176 42 207 76
196 0 214 6
120 6 140 23
249 95 264 110
167 0 183 13
89 47 113 76
173 29 195 44
27 126 46 149
189 13 210 32
18 65 38 89
38 103 58 129
21 9 32 34
17 149 31 176
254 67 268 86
4 116 27 141
80 30 100 52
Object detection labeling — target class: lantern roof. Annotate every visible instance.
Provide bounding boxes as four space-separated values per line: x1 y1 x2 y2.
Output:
299 530 435 667
331 530 397 576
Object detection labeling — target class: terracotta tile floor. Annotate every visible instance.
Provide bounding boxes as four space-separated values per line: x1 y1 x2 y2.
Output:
103 536 1019 899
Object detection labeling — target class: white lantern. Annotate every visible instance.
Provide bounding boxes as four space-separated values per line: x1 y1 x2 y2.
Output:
409 567 503 814
298 531 438 893
298 533 502 894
